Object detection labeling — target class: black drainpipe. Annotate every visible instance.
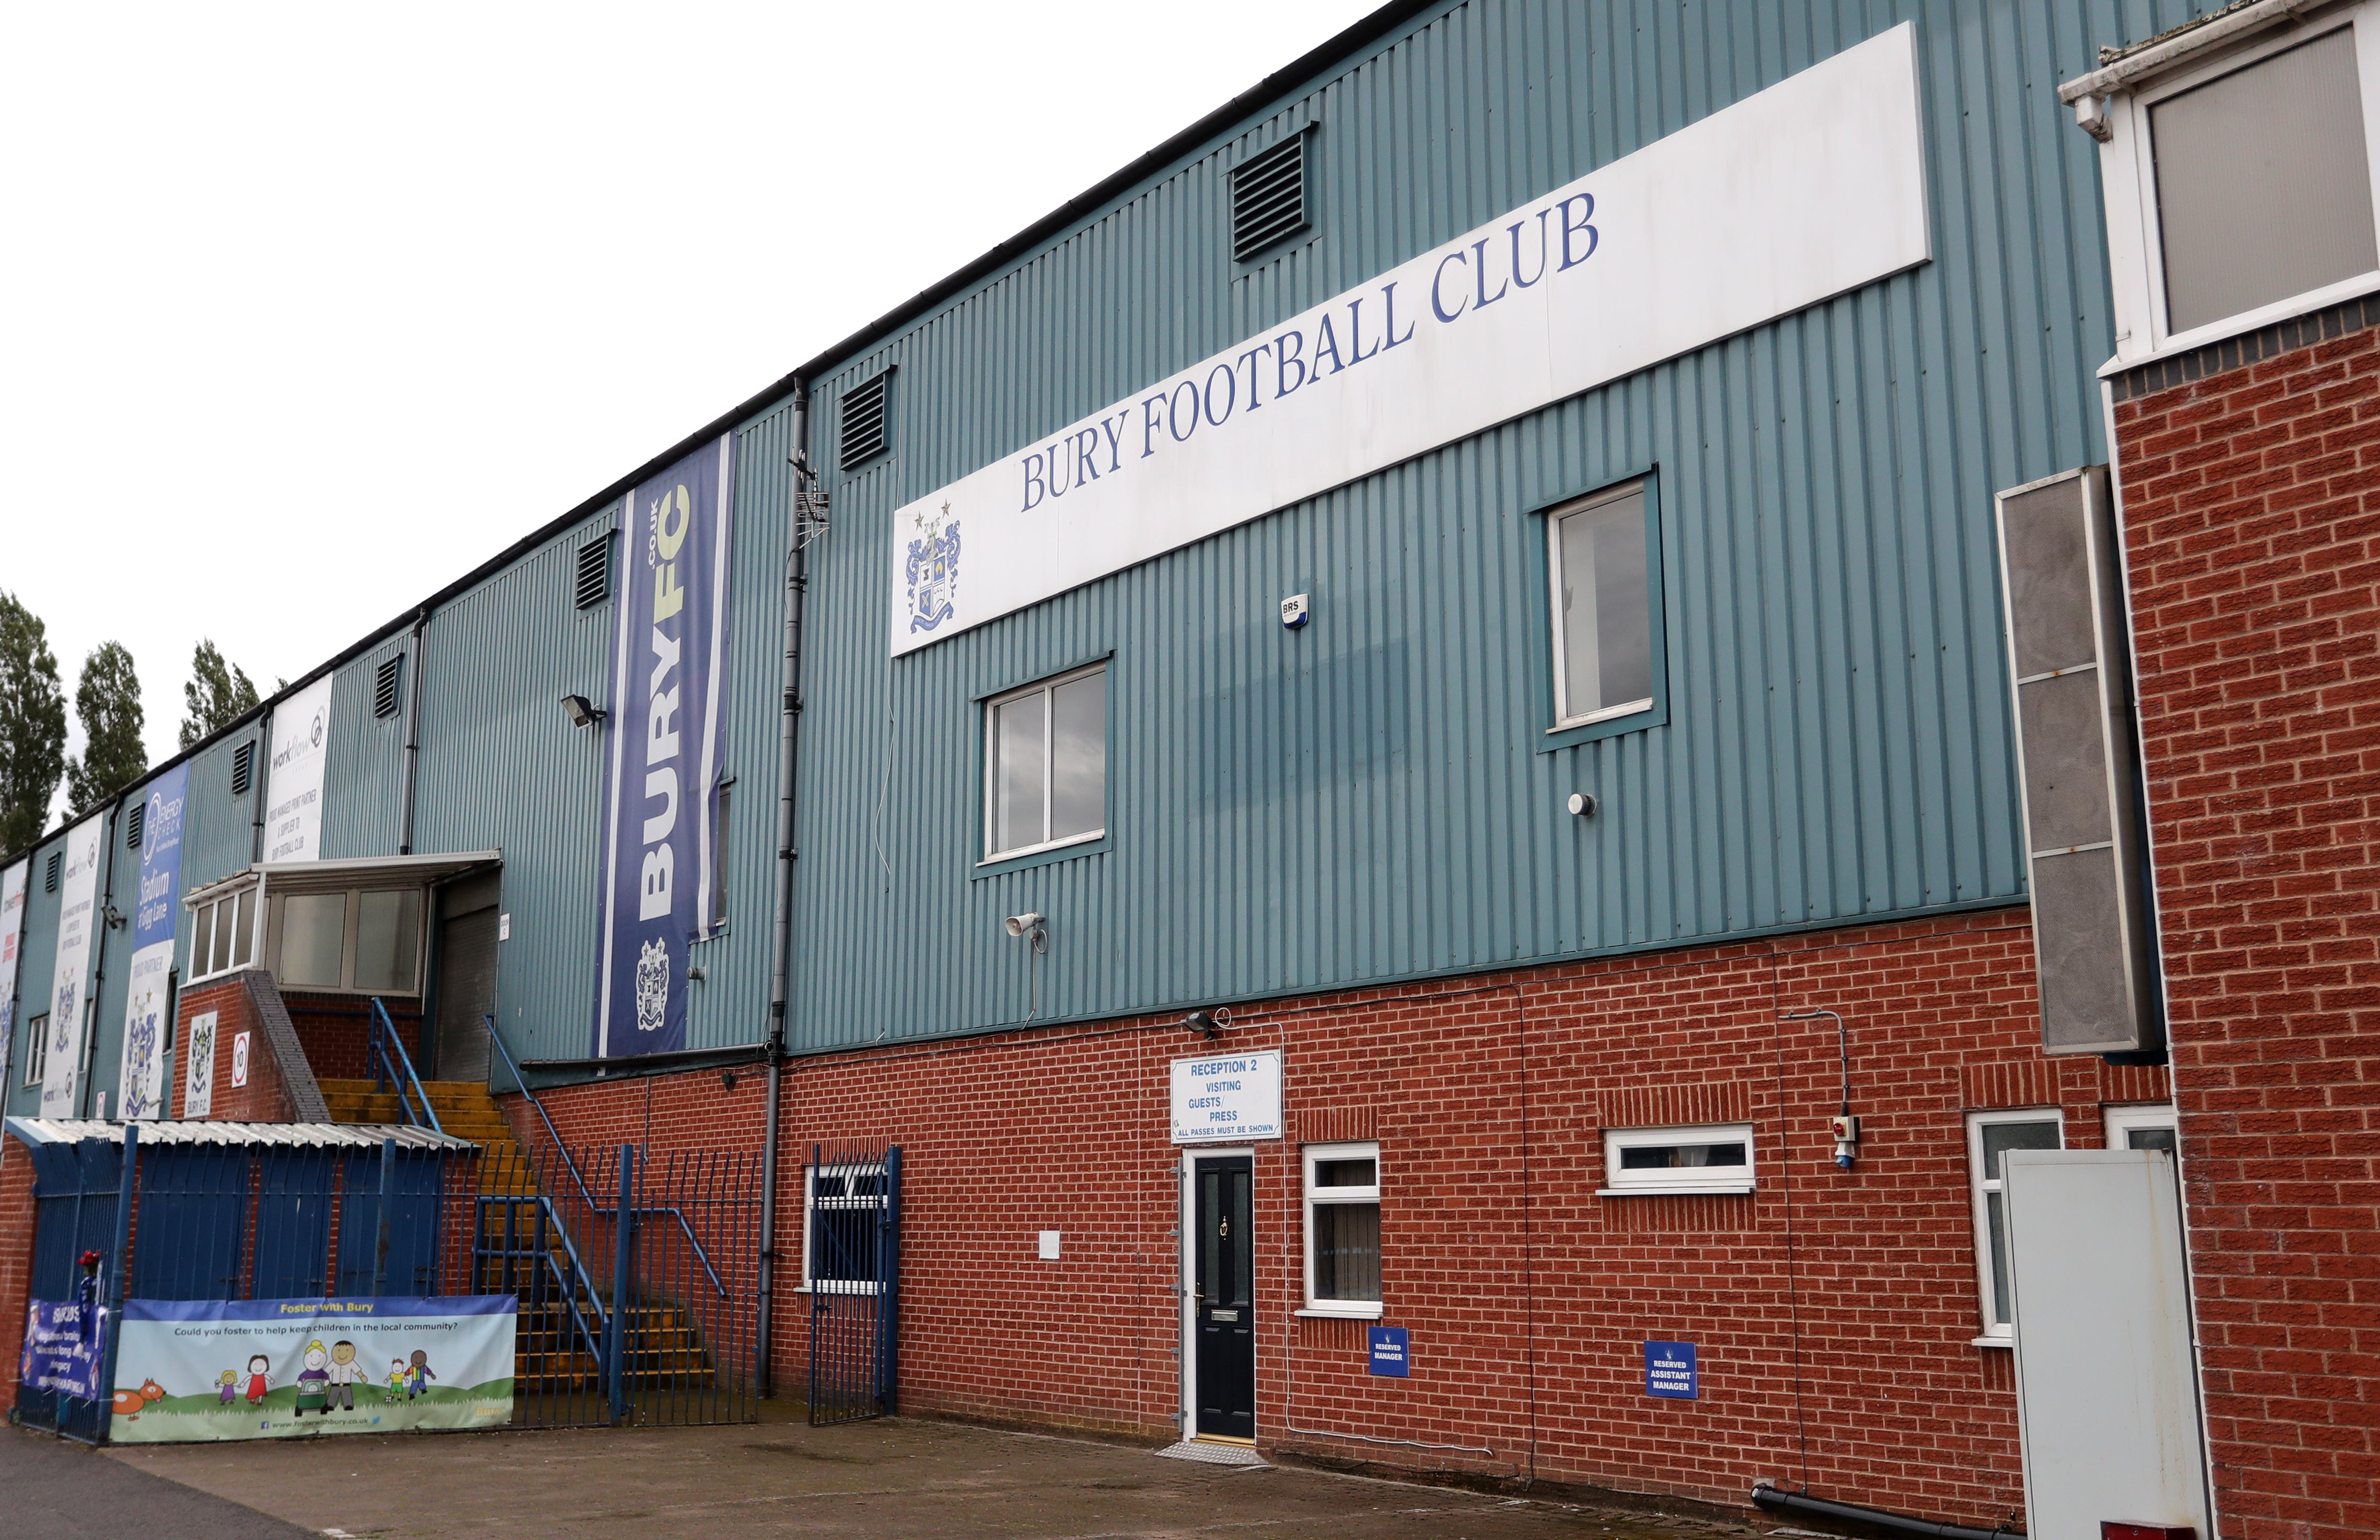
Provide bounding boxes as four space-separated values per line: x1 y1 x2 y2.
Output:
249 706 274 864
398 604 431 855
758 387 814 1398
1752 1484 2021 1540
81 797 124 1117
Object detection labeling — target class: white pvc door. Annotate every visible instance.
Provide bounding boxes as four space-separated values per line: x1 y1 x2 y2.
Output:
2004 1149 2211 1539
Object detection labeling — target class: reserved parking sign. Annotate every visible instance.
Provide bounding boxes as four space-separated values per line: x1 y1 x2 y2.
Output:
1644 1340 1697 1399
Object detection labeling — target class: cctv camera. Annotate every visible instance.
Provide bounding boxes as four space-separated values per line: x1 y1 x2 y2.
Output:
1004 912 1043 939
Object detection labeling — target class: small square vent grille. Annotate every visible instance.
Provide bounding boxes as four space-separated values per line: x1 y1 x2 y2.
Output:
45 850 61 891
840 372 892 468
574 534 613 610
126 800 145 848
1232 132 1310 262
374 655 404 720
231 741 255 797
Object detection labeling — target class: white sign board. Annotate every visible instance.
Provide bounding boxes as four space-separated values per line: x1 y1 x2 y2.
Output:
183 1010 218 1118
1171 1050 1283 1144
889 22 1929 654
0 858 25 1087
263 674 334 863
40 813 107 1118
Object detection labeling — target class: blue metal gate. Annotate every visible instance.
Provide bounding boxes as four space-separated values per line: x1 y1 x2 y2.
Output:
807 1143 900 1426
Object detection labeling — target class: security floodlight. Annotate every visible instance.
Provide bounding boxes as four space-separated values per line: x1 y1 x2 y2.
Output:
1181 1009 1222 1040
560 694 607 729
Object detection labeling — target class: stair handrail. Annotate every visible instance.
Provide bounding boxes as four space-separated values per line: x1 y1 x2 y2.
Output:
477 1190 607 1361
484 1015 725 1298
367 997 444 1136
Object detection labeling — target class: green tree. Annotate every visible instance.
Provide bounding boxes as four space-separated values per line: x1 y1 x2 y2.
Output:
0 591 66 852
178 638 263 749
62 642 146 811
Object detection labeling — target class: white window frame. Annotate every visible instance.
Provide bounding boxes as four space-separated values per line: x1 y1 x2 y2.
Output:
23 1013 47 1087
981 661 1107 864
1546 480 1658 731
2104 1101 2178 1150
262 883 427 997
801 1160 887 1296
2095 6 2380 365
1599 1121 1756 1196
1966 1107 2065 1344
185 877 264 985
1300 1141 1383 1319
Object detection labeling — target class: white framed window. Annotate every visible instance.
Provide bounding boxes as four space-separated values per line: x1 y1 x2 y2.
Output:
1547 481 1655 730
2105 1102 2178 1155
22 1013 47 1087
264 885 423 995
186 880 262 984
1301 1142 1382 1317
983 662 1106 862
1600 1122 1755 1196
1967 1108 2064 1342
2092 9 2380 360
803 1161 888 1295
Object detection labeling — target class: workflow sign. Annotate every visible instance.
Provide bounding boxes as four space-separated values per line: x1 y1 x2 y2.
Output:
1170 1050 1282 1143
110 1296 517 1442
117 763 189 1119
1368 1326 1410 1378
886 24 1928 655
40 812 107 1119
263 675 334 864
19 1300 104 1399
593 434 736 1061
1645 1340 1697 1399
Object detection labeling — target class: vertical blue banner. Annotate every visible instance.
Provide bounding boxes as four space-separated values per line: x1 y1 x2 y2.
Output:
118 764 189 1119
594 434 735 1059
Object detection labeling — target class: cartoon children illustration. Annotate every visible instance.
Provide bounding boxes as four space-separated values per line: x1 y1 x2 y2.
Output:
325 1340 369 1412
385 1359 407 1404
405 1349 436 1400
293 1341 331 1416
244 1354 271 1406
217 1370 239 1408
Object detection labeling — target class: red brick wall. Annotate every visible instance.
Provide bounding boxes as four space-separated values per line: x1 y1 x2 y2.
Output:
279 993 412 1084
171 974 289 1121
2116 322 2380 1540
519 909 2141 1529
0 1134 36 1414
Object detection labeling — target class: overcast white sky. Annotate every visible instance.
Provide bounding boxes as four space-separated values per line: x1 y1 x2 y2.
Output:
1 0 1378 813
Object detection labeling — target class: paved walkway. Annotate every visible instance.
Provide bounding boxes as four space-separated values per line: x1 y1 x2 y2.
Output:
3 1424 313 1540
90 1408 1774 1540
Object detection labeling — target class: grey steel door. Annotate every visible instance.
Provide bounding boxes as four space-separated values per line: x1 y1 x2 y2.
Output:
434 872 499 1081
1193 1155 1254 1440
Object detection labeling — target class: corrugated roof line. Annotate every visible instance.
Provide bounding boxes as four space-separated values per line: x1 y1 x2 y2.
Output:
3 1117 475 1149
3 0 1447 873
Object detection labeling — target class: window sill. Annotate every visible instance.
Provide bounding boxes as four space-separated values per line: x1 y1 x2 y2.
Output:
1971 1335 2013 1350
1538 700 1664 754
2101 270 2380 375
1596 1183 1756 1198
971 833 1111 880
1295 1305 1384 1320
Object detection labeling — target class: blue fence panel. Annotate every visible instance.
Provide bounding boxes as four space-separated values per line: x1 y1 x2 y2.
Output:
333 1149 447 1296
130 1148 251 1301
252 1150 339 1298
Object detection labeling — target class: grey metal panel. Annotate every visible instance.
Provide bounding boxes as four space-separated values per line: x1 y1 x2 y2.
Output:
322 639 411 860
2030 847 2133 1052
3 828 68 1118
777 1 2221 1052
2014 671 2113 852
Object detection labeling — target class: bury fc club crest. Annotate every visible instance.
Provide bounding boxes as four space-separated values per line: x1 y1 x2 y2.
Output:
905 501 960 634
634 937 671 1035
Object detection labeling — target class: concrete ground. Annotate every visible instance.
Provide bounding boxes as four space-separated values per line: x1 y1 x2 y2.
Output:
71 1405 1785 1540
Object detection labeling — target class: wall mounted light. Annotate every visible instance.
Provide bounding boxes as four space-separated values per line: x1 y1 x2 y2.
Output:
1181 1009 1224 1041
560 694 608 729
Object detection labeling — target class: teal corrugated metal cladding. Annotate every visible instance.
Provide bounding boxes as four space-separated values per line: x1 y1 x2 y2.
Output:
781 0 2220 1050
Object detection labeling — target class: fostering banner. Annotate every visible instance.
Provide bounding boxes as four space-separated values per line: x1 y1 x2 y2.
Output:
117 765 189 1119
0 858 24 1090
593 434 734 1060
263 675 334 864
40 813 107 1119
109 1296 515 1442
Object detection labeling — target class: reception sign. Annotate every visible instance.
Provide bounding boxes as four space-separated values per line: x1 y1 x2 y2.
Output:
108 1296 516 1442
593 434 735 1060
1170 1050 1283 1143
117 764 189 1119
888 23 1928 654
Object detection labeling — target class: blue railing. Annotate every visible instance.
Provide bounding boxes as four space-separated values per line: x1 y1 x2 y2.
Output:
483 1016 725 1298
476 1188 608 1366
366 997 442 1136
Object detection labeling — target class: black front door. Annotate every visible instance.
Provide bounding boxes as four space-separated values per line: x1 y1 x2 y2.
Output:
1193 1156 1254 1440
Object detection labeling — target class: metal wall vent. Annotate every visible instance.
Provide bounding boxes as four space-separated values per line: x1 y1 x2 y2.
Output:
373 655 404 720
1993 466 2161 1057
230 741 255 797
1232 131 1310 263
574 533 613 610
45 850 61 891
126 800 145 848
840 372 892 468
